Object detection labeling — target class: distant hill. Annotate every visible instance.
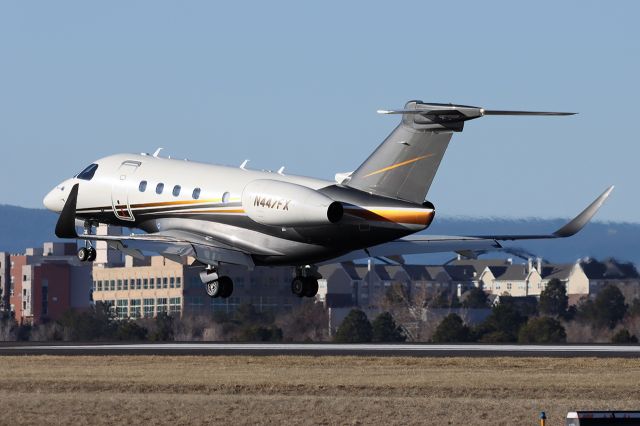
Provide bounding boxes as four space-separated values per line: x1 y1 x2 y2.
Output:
0 205 61 253
0 205 637 265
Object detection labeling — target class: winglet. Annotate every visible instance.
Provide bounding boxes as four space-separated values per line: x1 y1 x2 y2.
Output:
55 183 79 239
553 185 614 238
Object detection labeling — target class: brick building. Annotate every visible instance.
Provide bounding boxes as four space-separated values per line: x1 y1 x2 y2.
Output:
4 243 93 325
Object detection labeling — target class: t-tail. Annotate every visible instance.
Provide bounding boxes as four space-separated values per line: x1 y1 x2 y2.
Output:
345 100 574 204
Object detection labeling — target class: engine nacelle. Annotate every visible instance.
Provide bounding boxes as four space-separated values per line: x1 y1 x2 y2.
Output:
242 179 343 227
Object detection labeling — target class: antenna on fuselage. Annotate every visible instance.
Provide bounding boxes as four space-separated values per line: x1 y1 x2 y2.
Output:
277 166 285 175
153 147 164 158
240 159 250 170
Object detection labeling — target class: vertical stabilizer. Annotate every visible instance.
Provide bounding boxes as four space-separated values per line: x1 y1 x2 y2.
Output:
347 100 573 204
346 100 453 204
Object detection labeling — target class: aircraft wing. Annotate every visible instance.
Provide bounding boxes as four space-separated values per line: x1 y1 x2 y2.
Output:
322 185 614 264
84 231 255 268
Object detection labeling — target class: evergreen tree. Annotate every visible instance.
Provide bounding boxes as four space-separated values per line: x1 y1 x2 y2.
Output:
475 302 528 342
539 279 569 317
432 314 470 343
371 312 406 342
593 285 627 329
517 317 566 343
334 309 372 343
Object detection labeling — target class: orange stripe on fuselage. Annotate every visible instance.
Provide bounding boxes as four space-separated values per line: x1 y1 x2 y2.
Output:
129 198 222 209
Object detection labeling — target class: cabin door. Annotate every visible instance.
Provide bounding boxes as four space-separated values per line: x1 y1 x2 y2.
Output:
111 161 140 221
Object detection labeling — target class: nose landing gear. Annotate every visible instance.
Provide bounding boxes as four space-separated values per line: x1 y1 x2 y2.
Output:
77 220 97 262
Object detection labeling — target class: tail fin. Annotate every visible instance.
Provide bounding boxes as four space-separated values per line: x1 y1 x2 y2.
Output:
346 100 574 204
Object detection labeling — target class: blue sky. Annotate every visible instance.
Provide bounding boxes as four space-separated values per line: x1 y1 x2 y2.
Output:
1 1 637 222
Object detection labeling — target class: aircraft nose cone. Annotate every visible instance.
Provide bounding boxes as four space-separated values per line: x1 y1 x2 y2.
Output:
43 185 66 212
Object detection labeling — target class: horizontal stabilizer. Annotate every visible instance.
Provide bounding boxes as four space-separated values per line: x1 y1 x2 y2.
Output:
377 101 575 132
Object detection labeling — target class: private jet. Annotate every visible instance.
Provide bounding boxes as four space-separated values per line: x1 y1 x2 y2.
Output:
43 101 613 299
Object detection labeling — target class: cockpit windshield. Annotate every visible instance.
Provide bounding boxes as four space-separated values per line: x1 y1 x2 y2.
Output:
76 163 99 181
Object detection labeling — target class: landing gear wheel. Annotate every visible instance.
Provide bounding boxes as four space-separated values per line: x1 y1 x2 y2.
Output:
77 247 90 262
303 277 319 298
218 276 234 299
87 247 97 262
206 280 221 298
291 277 306 298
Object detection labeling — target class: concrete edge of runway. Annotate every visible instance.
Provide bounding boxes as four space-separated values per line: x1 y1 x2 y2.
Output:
0 342 639 357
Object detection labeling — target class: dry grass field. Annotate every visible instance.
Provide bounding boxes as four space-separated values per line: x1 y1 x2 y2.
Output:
0 356 639 425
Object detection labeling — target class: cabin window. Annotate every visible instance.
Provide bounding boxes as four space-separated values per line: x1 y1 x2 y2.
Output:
76 164 99 181
156 183 164 194
192 188 201 200
172 185 181 197
139 181 147 192
222 191 230 203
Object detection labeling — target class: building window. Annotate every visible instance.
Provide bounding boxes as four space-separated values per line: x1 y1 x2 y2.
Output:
116 300 128 319
156 183 164 194
162 277 168 289
97 280 103 291
123 279 128 291
507 283 512 290
149 278 154 289
157 298 167 314
143 298 154 318
172 185 181 197
110 280 115 291
139 181 147 192
130 299 141 318
136 279 142 290
169 297 181 315
192 188 201 200
143 279 148 290
176 277 181 288
170 277 175 288
117 280 123 291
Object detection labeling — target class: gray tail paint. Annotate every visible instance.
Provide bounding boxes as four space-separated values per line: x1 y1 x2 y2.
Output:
346 100 453 204
347 100 575 204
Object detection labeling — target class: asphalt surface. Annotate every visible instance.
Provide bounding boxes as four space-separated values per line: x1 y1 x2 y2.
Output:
0 343 639 357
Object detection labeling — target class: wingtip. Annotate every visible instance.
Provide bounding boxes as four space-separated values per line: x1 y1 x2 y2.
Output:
553 185 614 238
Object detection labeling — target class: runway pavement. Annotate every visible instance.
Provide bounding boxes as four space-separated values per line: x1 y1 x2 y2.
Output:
0 342 639 356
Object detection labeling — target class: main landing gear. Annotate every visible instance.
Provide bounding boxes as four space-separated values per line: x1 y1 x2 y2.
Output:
200 266 233 299
291 266 320 298
77 220 97 262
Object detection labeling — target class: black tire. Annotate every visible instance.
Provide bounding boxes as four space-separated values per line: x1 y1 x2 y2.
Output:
87 247 97 262
218 276 234 299
291 277 306 297
77 247 89 262
303 277 319 297
206 280 221 298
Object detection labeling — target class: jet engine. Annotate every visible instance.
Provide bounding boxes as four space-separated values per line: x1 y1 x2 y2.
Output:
242 179 343 227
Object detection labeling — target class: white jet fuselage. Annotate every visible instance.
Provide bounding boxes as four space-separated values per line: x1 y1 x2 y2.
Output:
44 153 435 266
